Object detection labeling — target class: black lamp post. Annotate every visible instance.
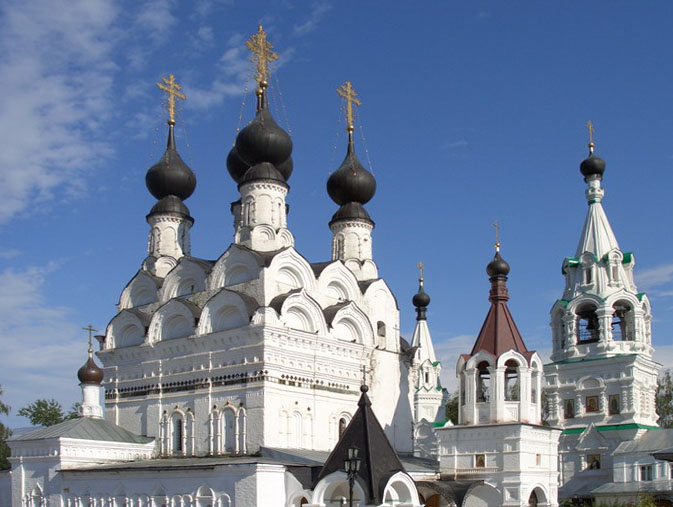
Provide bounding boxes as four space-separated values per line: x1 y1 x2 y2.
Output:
344 445 361 507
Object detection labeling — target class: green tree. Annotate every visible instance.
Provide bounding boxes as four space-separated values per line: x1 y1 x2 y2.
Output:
445 390 459 424
656 370 673 428
17 399 76 427
0 384 11 469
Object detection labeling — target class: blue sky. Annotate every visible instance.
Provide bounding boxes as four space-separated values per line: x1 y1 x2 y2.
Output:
1 0 673 428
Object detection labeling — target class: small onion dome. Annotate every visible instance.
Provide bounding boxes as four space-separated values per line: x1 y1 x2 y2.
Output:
77 355 104 385
149 195 191 217
146 126 197 201
580 154 606 178
232 104 293 181
329 202 373 226
240 162 286 185
486 251 510 277
327 143 376 206
412 285 431 308
226 147 250 184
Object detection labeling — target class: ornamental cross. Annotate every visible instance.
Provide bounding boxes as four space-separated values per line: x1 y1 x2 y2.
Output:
246 25 278 85
82 324 98 353
417 261 424 281
493 221 500 251
157 74 187 125
587 120 594 144
337 81 361 131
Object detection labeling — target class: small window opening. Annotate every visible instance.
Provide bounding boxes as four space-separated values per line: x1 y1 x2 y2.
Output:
504 360 519 401
536 454 542 466
612 302 633 341
564 399 575 419
477 362 490 403
460 374 465 406
587 454 601 470
424 371 430 384
338 417 347 439
611 264 619 283
640 464 653 481
577 306 599 343
172 418 183 453
377 321 386 337
584 267 593 285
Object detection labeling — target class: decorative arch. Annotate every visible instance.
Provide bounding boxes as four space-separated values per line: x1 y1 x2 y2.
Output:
496 350 527 368
381 471 419 506
317 261 360 305
573 301 600 343
464 483 501 507
220 405 237 453
208 245 263 290
277 289 328 335
160 258 208 301
328 302 374 346
195 486 216 507
119 270 160 309
312 471 365 507
198 289 256 335
268 248 316 294
527 484 550 507
105 310 148 349
579 376 604 390
148 299 199 343
465 350 496 371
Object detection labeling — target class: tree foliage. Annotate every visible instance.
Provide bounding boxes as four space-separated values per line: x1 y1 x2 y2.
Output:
0 384 10 469
445 390 459 424
656 370 673 428
17 399 78 427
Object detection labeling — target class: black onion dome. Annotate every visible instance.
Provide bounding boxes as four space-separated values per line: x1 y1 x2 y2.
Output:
330 202 373 225
327 143 376 206
149 195 191 217
146 126 197 200
77 356 104 385
487 251 510 277
226 146 250 184
240 162 286 185
580 154 606 178
234 105 293 175
412 285 431 308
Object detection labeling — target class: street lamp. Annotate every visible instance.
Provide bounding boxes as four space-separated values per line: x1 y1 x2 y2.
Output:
344 445 361 507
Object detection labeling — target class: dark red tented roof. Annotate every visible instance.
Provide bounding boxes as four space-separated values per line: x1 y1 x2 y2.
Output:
470 298 529 358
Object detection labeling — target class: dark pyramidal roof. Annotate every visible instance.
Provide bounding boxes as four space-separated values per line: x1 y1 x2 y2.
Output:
314 385 405 504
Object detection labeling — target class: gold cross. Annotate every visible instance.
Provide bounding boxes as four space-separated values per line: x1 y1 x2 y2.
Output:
337 81 362 132
417 261 424 282
157 74 187 125
82 324 98 353
586 120 595 154
246 25 278 86
493 221 500 251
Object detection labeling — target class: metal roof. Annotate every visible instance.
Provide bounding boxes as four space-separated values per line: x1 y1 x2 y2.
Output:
9 417 153 444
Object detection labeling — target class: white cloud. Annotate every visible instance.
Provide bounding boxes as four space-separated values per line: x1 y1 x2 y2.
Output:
433 334 476 392
638 262 673 293
292 1 332 37
446 139 469 149
0 266 82 426
135 0 177 44
0 0 119 223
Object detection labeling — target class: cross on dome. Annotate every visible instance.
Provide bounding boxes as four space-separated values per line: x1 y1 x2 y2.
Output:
337 81 362 133
246 25 278 88
156 74 187 126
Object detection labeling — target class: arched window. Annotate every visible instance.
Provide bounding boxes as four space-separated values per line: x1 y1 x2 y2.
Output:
338 417 347 439
612 302 633 341
504 360 519 401
584 266 593 285
172 415 183 454
377 321 386 337
477 361 490 402
222 408 236 452
576 305 599 343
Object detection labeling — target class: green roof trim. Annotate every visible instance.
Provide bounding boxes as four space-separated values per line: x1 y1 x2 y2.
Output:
545 353 631 367
559 299 570 308
637 292 646 301
432 420 449 428
622 252 633 264
562 423 658 435
432 361 440 367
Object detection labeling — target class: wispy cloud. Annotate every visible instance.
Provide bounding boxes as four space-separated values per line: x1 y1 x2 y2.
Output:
0 0 119 223
433 334 476 392
135 0 177 45
446 139 469 149
638 262 673 291
0 265 81 426
292 1 332 37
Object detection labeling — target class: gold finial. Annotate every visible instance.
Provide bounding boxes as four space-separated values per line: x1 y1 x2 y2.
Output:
157 74 187 126
337 81 362 133
246 25 278 89
82 324 98 355
417 261 424 284
586 120 595 155
493 221 500 252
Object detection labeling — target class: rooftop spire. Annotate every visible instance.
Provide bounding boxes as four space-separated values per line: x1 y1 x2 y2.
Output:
412 262 431 320
156 74 186 126
493 220 500 253
77 324 104 386
246 25 278 109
